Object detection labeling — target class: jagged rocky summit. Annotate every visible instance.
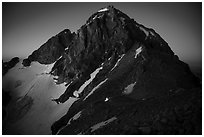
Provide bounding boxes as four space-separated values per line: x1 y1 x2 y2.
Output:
5 6 201 135
22 29 75 66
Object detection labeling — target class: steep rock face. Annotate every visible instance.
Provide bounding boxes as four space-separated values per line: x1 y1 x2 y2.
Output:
50 5 199 104
22 29 75 66
50 6 201 135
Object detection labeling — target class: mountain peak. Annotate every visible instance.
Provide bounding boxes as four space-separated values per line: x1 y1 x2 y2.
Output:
4 6 201 135
86 5 127 25
49 5 199 104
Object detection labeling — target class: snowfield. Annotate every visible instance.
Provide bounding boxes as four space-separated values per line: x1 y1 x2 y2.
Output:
3 60 77 134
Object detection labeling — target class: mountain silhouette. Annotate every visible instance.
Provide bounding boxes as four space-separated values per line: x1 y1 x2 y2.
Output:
2 6 201 135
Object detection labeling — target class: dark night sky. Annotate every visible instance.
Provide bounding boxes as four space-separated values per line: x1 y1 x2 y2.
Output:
2 2 202 69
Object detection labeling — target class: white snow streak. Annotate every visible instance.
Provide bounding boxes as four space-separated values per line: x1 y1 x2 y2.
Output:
92 14 103 21
74 64 104 97
57 56 62 61
53 75 59 79
110 54 125 71
139 26 149 37
72 111 82 120
93 15 98 20
65 47 69 50
138 26 156 38
135 47 142 58
90 117 117 132
84 78 108 101
149 30 155 36
98 8 109 12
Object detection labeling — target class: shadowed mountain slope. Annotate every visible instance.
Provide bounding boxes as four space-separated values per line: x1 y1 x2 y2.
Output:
3 5 201 135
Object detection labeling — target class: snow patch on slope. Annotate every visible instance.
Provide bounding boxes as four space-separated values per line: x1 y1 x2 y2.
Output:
90 117 117 132
138 26 156 39
72 111 82 121
84 78 108 101
73 63 104 98
149 30 155 36
123 82 136 95
92 14 103 21
104 97 109 102
56 56 63 61
135 47 142 58
110 54 125 71
139 26 149 37
98 8 109 12
92 15 98 20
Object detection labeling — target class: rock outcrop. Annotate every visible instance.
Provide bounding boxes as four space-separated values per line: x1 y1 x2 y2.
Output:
22 29 75 66
3 57 19 75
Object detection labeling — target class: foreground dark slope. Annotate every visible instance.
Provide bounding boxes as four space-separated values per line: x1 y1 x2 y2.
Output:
18 6 201 134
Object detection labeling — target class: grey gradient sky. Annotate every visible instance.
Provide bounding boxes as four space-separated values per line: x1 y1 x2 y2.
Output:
2 2 202 69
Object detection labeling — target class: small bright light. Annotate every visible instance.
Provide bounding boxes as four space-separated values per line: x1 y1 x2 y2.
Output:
105 97 109 102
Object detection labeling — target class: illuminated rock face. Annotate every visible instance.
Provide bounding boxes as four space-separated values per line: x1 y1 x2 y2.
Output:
3 5 201 135
22 29 75 66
